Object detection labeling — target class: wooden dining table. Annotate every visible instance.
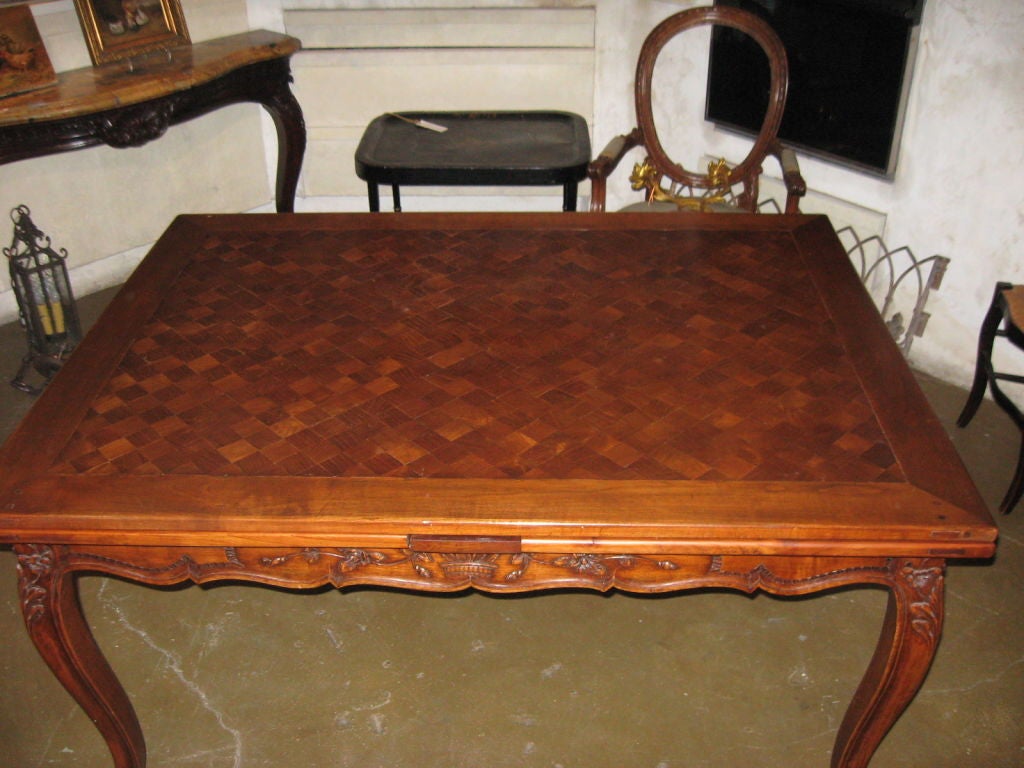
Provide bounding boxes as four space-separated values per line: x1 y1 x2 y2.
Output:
0 212 997 767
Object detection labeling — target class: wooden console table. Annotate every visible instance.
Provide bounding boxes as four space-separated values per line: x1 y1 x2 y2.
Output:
0 30 306 212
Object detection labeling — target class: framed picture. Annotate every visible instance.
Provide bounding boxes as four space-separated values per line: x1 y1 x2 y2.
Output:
0 6 57 99
73 0 190 66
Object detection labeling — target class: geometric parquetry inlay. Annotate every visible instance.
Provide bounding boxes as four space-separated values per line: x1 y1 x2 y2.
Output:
51 227 903 482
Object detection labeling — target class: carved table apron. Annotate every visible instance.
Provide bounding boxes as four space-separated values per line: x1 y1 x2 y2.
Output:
0 213 997 768
0 31 306 213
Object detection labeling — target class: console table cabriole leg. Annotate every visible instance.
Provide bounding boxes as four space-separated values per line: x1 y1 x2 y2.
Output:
831 558 945 768
260 82 307 214
14 544 146 768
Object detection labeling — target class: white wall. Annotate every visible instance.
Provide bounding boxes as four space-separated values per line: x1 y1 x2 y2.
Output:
887 0 1024 384
3 0 1023 389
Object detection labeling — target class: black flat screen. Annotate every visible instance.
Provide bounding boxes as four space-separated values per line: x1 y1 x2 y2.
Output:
706 0 924 176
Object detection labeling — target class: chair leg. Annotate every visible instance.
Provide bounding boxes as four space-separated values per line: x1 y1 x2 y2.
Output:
988 372 1024 514
957 285 1007 427
1000 432 1024 513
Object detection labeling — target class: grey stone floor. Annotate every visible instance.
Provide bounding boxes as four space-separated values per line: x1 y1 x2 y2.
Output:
0 287 1021 768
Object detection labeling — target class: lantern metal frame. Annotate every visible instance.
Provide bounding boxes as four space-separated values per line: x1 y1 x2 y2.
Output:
5 205 82 394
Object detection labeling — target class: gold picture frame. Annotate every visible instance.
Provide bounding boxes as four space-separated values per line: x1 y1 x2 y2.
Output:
73 0 189 66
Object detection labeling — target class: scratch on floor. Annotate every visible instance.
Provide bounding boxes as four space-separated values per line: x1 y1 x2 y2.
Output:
194 613 237 662
540 662 563 679
324 626 344 652
351 690 393 712
335 691 393 736
996 530 1022 546
819 694 842 730
368 711 387 735
34 704 79 768
167 745 240 765
98 582 244 768
920 656 1024 695
787 661 814 688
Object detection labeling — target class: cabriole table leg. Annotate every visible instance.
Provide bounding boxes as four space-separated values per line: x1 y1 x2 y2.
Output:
831 558 945 768
15 544 146 768
8 546 949 768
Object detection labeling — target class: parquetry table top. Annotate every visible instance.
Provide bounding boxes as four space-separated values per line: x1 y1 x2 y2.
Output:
0 213 996 557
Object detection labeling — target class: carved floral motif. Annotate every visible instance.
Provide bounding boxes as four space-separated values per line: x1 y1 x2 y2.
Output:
437 553 501 578
900 560 944 643
706 554 893 594
98 101 177 148
258 549 689 585
505 553 679 583
15 544 55 625
257 547 436 585
41 547 944 612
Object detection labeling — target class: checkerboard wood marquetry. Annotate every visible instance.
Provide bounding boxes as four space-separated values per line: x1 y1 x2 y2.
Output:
53 222 900 484
0 213 997 768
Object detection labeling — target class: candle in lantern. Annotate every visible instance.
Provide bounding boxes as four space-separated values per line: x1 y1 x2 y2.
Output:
37 301 66 336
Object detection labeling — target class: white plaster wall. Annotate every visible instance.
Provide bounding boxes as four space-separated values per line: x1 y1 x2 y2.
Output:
887 0 1024 385
4 0 1022 390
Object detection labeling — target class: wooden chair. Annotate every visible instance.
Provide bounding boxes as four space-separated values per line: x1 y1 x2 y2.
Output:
957 282 1024 512
588 6 805 214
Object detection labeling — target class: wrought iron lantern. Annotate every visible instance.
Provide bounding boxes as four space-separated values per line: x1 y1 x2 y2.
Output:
5 205 82 394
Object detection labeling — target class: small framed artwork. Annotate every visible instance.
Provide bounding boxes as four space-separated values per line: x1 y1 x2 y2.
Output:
0 6 57 99
73 0 190 66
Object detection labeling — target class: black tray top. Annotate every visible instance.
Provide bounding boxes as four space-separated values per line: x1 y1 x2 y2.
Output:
355 111 591 186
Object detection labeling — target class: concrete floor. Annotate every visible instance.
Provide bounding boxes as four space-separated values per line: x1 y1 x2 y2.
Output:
0 286 1021 768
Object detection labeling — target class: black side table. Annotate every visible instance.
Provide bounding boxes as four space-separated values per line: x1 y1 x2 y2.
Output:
354 111 591 212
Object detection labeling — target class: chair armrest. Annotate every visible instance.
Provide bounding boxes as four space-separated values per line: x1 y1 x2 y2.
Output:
587 129 642 212
769 140 806 213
